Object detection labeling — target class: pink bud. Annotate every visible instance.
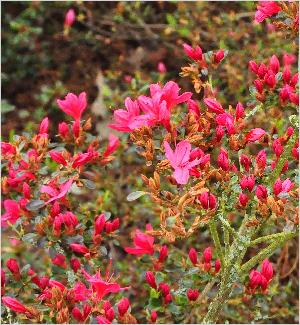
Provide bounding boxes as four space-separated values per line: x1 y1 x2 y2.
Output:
216 125 225 142
70 243 89 255
283 53 296 66
188 248 198 265
249 60 258 74
6 258 20 276
51 254 66 268
70 258 81 273
245 128 266 143
257 63 267 79
157 62 166 74
235 102 245 120
204 98 225 114
183 43 203 61
2 296 28 314
202 247 212 263
215 259 221 273
163 293 172 304
39 117 49 135
145 271 157 289
158 282 170 296
118 297 130 316
240 175 255 192
214 49 225 64
105 307 115 322
58 122 69 138
158 245 168 263
290 73 298 87
282 66 292 83
256 150 267 170
199 192 217 209
188 99 201 117
187 288 199 301
22 183 31 199
94 214 106 236
217 148 230 171
249 270 262 289
72 120 80 138
253 79 263 94
272 138 283 157
240 154 251 172
50 151 67 166
256 185 268 201
269 55 280 73
102 301 112 312
264 70 276 88
239 193 249 207
64 9 75 28
150 310 157 323
261 259 273 281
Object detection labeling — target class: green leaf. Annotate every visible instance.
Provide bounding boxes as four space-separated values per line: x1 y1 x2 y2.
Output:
126 191 148 201
26 200 45 211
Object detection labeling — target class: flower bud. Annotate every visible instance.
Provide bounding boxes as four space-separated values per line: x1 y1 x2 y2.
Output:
204 98 224 114
202 247 212 263
249 270 262 289
188 248 198 265
256 185 268 201
64 9 75 28
158 245 168 263
58 122 69 138
187 288 199 301
94 214 106 236
39 117 49 135
50 151 67 166
158 282 170 296
199 192 217 210
145 271 157 289
117 297 130 316
6 258 20 276
157 62 166 74
240 175 255 192
239 193 249 207
253 79 263 93
163 293 172 304
150 310 157 323
282 66 291 83
215 259 221 273
256 150 267 170
70 258 81 273
248 60 258 73
214 49 225 64
261 259 273 281
272 138 283 157
245 128 265 143
2 296 28 314
257 63 267 78
235 102 245 120
240 154 251 172
69 243 89 254
183 43 203 61
105 307 115 322
51 254 67 268
269 55 280 73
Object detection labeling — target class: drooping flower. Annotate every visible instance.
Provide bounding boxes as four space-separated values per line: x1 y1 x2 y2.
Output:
164 140 201 185
41 178 73 204
255 1 281 23
125 229 155 256
57 92 87 120
103 134 120 157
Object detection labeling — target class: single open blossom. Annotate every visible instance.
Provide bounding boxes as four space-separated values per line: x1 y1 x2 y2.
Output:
103 134 120 157
164 140 201 185
183 43 203 61
203 98 225 114
64 9 75 27
255 1 281 23
109 97 149 132
245 128 266 143
1 200 21 227
83 269 129 300
125 229 154 256
57 92 87 120
41 178 73 204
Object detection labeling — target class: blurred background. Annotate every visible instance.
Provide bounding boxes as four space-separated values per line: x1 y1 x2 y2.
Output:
1 1 298 323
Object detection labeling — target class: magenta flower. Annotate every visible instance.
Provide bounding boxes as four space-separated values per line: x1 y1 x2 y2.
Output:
2 296 28 314
125 229 155 256
255 1 281 23
109 97 149 132
183 43 203 61
203 98 225 114
1 200 21 227
157 61 167 74
57 92 87 120
164 140 201 185
41 178 73 204
103 134 120 157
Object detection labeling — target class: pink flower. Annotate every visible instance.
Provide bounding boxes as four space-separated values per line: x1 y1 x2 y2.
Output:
109 97 149 132
6 258 20 276
188 248 198 265
157 62 167 73
83 270 129 300
235 102 245 120
41 178 73 204
94 214 106 236
53 211 78 237
1 142 16 156
39 117 49 135
249 60 258 73
249 270 262 289
125 229 155 256
215 113 235 135
187 288 199 301
183 43 203 61
1 200 21 227
255 1 281 23
158 245 168 263
203 98 225 114
57 92 87 120
202 247 212 263
151 310 157 323
70 258 81 273
215 259 221 273
2 296 28 314
188 99 201 117
164 140 201 185
245 128 266 142
240 154 251 172
149 81 192 110
64 9 76 28
103 134 120 157
97 316 111 324
71 282 90 301
272 138 283 157
256 150 267 170
58 122 69 138
239 193 249 207
253 79 263 93
72 304 91 322
72 152 93 168
264 70 276 88
283 53 296 66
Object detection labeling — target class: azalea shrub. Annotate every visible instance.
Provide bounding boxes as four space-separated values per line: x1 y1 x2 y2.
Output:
1 1 299 324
